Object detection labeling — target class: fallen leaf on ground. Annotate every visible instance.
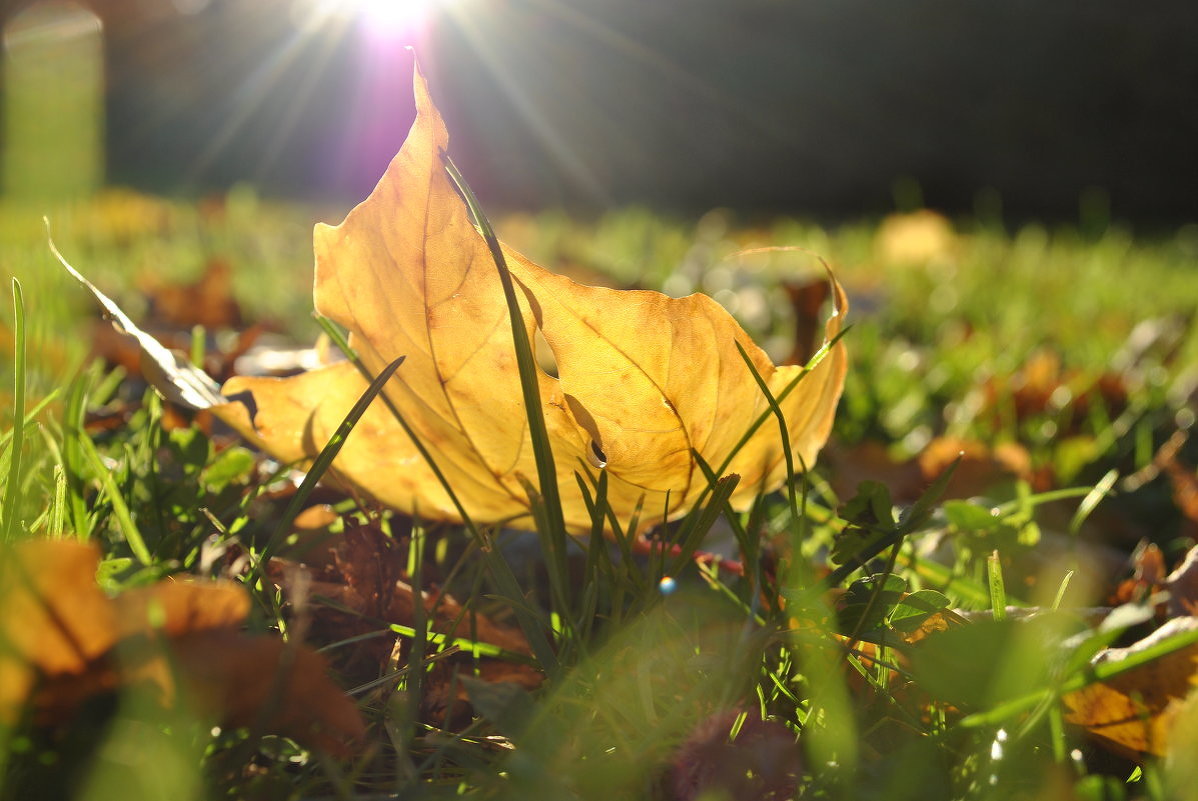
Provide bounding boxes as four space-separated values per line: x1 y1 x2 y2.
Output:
61 62 846 536
55 243 228 411
0 539 117 721
140 257 244 331
873 210 957 265
1156 431 1198 528
782 276 831 367
1109 541 1168 608
671 709 801 801
1167 545 1198 617
0 539 365 757
269 525 540 726
166 631 365 757
917 436 1036 497
1063 616 1198 759
977 347 1129 438
217 63 847 534
826 436 1034 503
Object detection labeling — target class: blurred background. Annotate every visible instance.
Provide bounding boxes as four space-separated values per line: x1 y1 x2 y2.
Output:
2 0 1196 223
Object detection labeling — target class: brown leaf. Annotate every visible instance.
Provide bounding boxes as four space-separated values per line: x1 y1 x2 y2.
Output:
782 277 830 367
827 436 1034 503
823 440 926 502
0 540 117 674
1063 616 1198 758
215 62 847 535
1157 431 1198 527
671 709 801 801
0 539 365 756
897 609 969 645
1110 541 1168 608
114 578 250 639
269 526 539 726
168 631 365 759
1165 544 1198 617
0 540 117 724
141 258 243 330
917 436 1035 497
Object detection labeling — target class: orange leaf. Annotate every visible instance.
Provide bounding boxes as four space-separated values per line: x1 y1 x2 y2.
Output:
1063 617 1198 758
0 539 365 756
0 540 117 724
114 578 249 639
0 540 117 675
268 526 540 727
167 631 365 759
216 63 847 534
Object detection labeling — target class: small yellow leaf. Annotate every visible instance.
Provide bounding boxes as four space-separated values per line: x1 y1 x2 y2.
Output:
874 210 957 265
217 63 847 534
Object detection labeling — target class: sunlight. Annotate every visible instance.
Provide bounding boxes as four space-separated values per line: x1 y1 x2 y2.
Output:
310 0 450 38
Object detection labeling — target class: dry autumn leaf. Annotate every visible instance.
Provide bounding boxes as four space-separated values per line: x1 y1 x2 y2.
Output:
826 436 1034 504
209 63 847 534
873 209 957 266
268 525 540 727
55 62 845 536
0 539 117 722
1063 616 1198 759
0 539 365 757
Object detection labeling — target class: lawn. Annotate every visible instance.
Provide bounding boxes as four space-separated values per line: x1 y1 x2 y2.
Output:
1 179 1197 800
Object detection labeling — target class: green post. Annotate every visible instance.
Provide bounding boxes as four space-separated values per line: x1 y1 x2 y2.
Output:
2 1 104 201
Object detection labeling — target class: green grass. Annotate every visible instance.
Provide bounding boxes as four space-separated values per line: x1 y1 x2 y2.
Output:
1 189 1197 800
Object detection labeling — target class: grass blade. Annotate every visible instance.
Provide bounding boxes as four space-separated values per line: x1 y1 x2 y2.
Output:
249 356 404 581
61 368 95 538
735 340 800 529
1069 468 1118 535
2 279 27 542
443 156 566 538
0 390 60 454
988 550 1008 621
676 326 851 527
78 435 151 564
475 542 559 673
668 463 740 577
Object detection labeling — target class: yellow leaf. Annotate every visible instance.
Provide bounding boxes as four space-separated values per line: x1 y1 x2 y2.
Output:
874 210 957 266
217 63 847 534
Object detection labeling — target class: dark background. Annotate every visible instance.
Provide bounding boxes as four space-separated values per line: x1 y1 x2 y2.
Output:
4 0 1197 222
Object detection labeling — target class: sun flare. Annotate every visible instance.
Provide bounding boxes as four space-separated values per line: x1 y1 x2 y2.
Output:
308 0 451 37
